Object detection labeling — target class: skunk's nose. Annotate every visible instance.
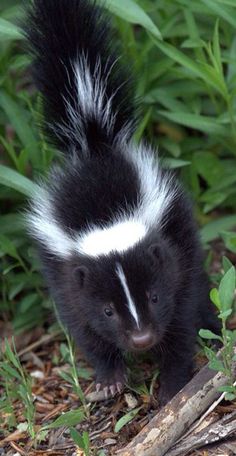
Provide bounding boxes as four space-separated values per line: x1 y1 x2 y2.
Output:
131 330 154 350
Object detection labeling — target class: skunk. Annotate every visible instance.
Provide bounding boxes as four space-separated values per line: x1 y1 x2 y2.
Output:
24 0 219 404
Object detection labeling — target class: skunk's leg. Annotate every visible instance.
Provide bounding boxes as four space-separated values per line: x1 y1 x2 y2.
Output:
157 332 195 406
75 329 126 397
95 356 126 398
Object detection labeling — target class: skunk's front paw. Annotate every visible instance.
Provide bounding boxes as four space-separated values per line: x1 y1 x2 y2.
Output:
158 384 175 406
158 373 191 406
96 366 126 398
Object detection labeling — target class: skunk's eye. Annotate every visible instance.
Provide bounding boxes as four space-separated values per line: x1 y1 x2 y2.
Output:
151 294 158 304
104 307 113 317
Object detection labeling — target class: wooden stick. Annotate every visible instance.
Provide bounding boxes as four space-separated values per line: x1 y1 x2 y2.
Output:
167 411 236 456
176 378 236 445
117 359 235 456
18 331 61 357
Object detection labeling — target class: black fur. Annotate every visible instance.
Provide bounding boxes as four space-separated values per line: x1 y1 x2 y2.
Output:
24 0 136 152
24 0 220 404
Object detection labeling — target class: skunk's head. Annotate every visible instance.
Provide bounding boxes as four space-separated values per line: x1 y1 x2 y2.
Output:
68 237 179 352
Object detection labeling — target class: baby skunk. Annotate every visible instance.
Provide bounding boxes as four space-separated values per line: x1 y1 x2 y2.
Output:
24 0 219 404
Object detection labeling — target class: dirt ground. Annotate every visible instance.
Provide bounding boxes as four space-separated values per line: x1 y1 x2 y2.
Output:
1 240 236 455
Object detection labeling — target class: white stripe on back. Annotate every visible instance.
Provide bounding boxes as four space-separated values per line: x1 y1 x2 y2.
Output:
26 188 74 258
76 220 146 257
27 140 178 259
116 262 140 329
125 142 178 228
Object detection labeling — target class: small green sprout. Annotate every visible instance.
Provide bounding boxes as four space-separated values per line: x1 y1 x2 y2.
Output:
200 263 236 401
0 338 36 439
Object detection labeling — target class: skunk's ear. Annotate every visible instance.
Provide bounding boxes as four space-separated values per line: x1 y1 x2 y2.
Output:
72 266 89 288
148 243 163 266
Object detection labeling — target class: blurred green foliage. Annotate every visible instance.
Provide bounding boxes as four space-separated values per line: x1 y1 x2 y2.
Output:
1 0 236 332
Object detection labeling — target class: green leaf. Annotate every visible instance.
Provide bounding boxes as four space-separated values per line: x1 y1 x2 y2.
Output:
0 213 23 235
209 359 225 372
227 36 236 84
201 216 236 243
218 385 235 393
181 38 203 49
59 371 73 384
199 329 222 341
44 409 85 429
218 309 232 319
163 158 190 169
0 18 23 41
0 90 39 159
219 266 236 311
194 151 223 186
9 282 25 301
152 39 228 99
201 0 236 28
183 8 205 61
214 0 236 6
204 346 217 362
200 190 229 213
60 343 70 361
3 263 19 275
159 137 181 158
4 339 21 370
82 430 90 449
134 108 152 143
70 428 85 448
221 231 236 253
114 407 141 433
0 234 19 259
158 111 226 136
37 429 49 443
223 256 233 273
19 294 39 313
13 307 44 333
225 392 236 401
76 367 92 380
102 0 162 39
70 430 90 455
210 288 221 309
213 20 222 74
145 88 190 112
208 167 236 191
1 363 21 381
0 164 38 197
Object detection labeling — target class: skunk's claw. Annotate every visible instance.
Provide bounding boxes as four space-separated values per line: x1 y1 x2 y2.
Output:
103 386 109 399
116 382 123 394
95 381 124 398
96 383 101 393
95 369 126 399
109 384 116 396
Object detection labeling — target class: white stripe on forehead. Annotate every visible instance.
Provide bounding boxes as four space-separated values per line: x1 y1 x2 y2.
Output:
116 262 140 329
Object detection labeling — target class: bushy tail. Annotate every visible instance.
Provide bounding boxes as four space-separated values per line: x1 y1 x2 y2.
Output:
24 0 136 153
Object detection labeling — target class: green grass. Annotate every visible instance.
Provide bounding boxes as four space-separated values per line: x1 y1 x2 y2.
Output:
200 261 236 400
0 334 88 445
0 0 236 330
0 338 36 438
0 0 236 449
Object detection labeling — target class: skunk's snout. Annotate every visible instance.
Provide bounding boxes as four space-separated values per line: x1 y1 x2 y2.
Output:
130 329 155 351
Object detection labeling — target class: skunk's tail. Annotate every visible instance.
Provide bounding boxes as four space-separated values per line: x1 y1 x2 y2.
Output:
24 0 136 154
